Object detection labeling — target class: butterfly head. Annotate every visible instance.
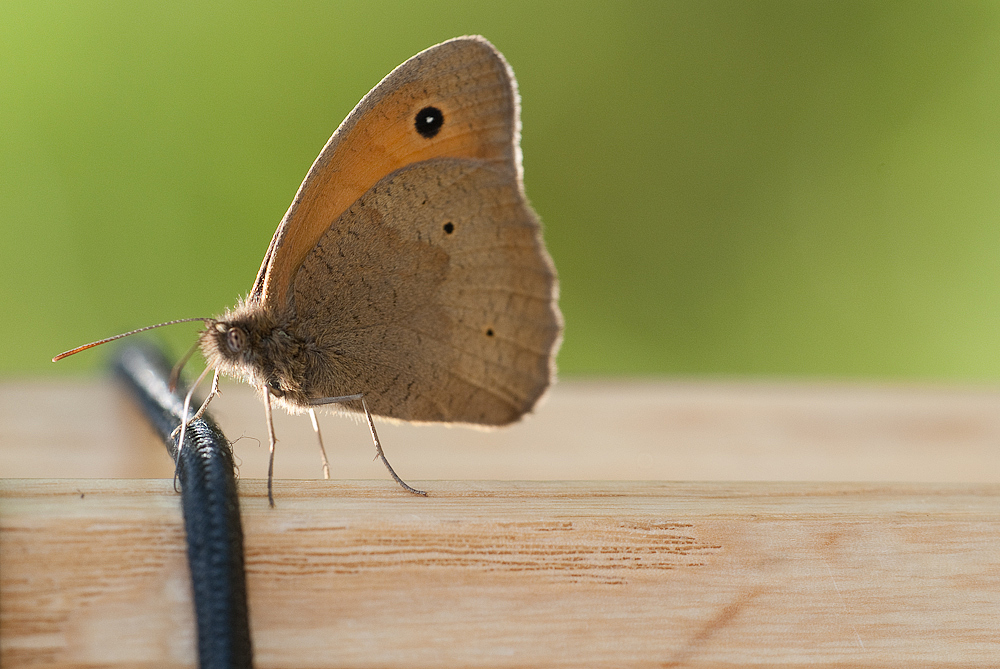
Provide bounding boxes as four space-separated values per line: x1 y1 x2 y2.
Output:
198 304 307 404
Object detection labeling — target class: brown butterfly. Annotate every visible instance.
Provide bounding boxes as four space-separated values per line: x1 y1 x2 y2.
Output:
55 36 562 506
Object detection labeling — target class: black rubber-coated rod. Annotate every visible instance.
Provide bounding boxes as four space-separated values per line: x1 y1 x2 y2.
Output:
114 345 253 669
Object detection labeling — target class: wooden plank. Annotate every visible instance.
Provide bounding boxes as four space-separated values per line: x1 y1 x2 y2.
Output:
5 378 1000 482
3 478 999 667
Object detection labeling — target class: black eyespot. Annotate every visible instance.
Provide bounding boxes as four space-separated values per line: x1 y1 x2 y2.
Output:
415 106 444 138
225 326 246 353
443 222 454 234
485 328 494 337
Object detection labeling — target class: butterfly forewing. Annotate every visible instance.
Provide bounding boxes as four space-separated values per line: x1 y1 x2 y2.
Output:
259 36 520 312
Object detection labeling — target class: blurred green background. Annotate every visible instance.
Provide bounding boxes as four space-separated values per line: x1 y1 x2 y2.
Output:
4 1 1000 378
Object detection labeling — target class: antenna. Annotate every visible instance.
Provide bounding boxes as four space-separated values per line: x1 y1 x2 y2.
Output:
52 317 211 362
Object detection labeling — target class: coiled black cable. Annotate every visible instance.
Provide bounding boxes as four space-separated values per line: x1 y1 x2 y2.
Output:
114 345 253 669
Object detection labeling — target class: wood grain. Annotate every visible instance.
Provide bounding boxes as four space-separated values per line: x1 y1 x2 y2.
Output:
3 478 1000 668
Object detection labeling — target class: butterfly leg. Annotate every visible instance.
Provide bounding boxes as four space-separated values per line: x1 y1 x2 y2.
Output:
171 367 218 492
308 408 331 479
308 394 427 496
263 390 278 507
187 369 220 423
168 339 201 392
360 397 427 497
171 368 219 441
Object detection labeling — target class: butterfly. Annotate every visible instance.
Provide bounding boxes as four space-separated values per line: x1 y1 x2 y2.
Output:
55 36 562 506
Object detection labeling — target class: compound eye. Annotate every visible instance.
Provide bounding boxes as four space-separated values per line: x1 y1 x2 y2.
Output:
225 326 246 353
266 379 284 398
